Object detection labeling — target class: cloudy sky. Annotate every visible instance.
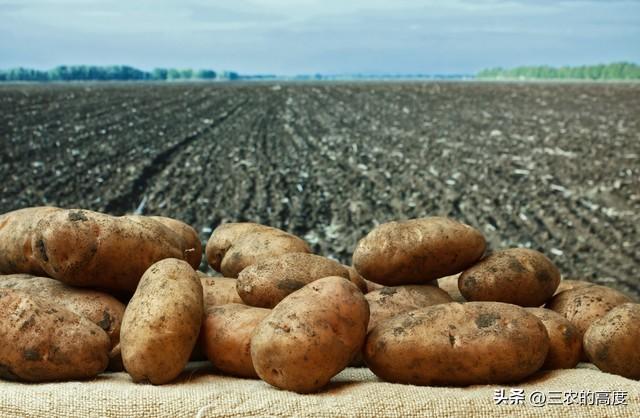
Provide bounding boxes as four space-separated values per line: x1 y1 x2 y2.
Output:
1 0 638 74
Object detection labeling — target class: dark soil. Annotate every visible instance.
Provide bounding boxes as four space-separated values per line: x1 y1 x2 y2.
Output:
1 82 638 296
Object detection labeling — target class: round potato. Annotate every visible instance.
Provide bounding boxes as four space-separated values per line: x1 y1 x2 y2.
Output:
584 303 640 379
364 302 549 386
202 304 270 378
525 308 581 370
205 223 272 272
149 216 202 269
237 253 350 308
251 276 369 393
201 276 243 307
0 288 110 382
554 279 594 296
121 258 203 384
366 285 453 332
437 274 465 302
458 248 560 307
352 217 486 286
546 285 633 340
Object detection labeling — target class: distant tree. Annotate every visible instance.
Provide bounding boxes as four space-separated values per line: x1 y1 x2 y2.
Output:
477 62 640 80
152 68 168 80
180 69 194 79
196 69 216 79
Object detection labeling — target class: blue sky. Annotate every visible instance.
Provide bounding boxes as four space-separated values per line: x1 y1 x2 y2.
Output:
1 0 639 74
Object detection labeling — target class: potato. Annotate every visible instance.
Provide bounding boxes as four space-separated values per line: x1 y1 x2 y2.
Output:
458 248 560 306
31 209 188 293
584 303 640 379
352 217 485 285
366 285 453 332
149 216 202 269
0 274 124 350
345 265 368 293
237 253 350 308
364 302 549 385
121 258 203 384
525 308 581 370
546 285 633 340
206 222 311 277
554 279 593 296
364 278 384 293
251 276 369 393
201 276 243 307
437 274 465 302
0 288 110 382
0 206 61 276
202 304 270 378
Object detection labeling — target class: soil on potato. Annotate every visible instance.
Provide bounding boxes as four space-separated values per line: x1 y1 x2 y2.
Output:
1 82 638 296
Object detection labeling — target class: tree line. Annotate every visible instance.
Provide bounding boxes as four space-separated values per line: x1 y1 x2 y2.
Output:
0 65 239 82
477 62 640 80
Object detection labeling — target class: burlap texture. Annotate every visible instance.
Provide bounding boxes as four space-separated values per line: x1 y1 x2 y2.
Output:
1 363 638 417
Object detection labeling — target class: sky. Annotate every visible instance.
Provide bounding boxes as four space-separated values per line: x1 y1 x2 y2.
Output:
1 0 639 75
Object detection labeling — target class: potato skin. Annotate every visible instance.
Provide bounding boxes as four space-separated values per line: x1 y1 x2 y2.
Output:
0 288 110 382
345 266 368 293
366 285 453 332
121 258 203 384
364 302 549 386
202 304 270 378
251 276 369 393
525 308 581 370
584 303 640 379
31 209 186 294
149 216 202 269
437 274 465 302
237 253 350 308
459 248 560 307
352 217 486 285
0 207 61 276
554 279 593 296
201 277 243 307
546 285 633 340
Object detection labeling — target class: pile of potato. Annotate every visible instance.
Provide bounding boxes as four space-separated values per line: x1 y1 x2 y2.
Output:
0 208 637 392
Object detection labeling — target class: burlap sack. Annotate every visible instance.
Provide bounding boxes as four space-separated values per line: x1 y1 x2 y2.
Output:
1 363 638 417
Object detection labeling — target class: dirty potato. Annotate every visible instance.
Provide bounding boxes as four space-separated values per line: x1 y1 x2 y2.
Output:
201 276 243 307
345 265 368 293
554 279 594 296
584 303 640 379
251 276 369 393
121 258 203 384
202 304 270 378
0 288 110 382
237 253 350 308
437 274 465 302
364 302 549 386
525 308 581 369
352 217 486 286
149 216 202 269
459 248 560 306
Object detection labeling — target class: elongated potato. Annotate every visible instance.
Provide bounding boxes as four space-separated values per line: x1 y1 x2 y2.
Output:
251 276 369 393
525 308 581 370
206 223 311 277
31 209 187 293
584 303 640 379
459 248 560 306
0 288 110 382
237 253 350 308
201 277 243 307
121 258 203 384
202 304 270 378
366 285 453 332
0 207 61 276
364 302 549 385
149 216 202 269
352 217 486 285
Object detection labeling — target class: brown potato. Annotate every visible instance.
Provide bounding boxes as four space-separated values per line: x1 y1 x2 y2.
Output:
0 274 124 350
205 223 272 272
149 216 202 269
201 277 243 307
237 253 350 308
251 276 369 393
202 304 270 378
121 258 203 384
525 308 581 370
345 265 368 293
364 278 384 293
364 302 549 386
437 274 465 302
31 209 187 294
0 206 61 276
352 217 485 286
584 303 640 379
546 285 633 340
0 288 110 382
554 279 594 296
459 248 560 306
366 285 453 332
